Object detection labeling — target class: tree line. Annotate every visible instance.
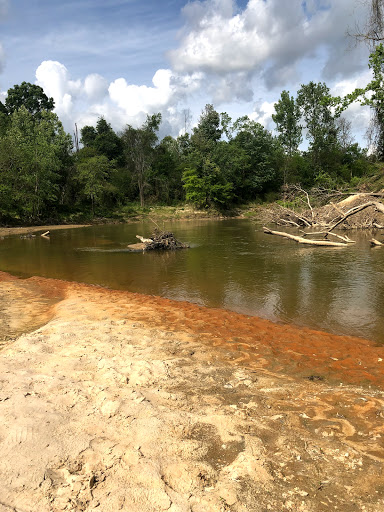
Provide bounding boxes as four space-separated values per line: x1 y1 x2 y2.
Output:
0 45 383 224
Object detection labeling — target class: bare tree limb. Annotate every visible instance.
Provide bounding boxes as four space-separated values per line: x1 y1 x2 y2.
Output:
300 230 356 243
329 201 345 217
328 201 384 232
276 204 313 227
263 227 348 247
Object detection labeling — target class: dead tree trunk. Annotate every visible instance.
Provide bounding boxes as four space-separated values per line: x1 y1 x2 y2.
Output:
263 227 348 247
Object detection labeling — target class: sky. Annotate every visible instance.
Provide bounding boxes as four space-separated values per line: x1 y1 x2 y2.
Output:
0 0 375 144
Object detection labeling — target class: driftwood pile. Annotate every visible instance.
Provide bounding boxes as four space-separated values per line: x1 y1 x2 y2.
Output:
142 229 189 251
263 192 384 247
128 229 189 252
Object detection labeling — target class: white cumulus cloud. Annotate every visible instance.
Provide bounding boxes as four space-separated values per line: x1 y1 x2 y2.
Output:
169 0 368 90
31 60 205 136
84 74 108 101
250 101 276 130
35 61 81 120
108 69 174 118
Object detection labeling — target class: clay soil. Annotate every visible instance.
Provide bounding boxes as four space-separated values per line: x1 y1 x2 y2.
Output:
0 272 383 512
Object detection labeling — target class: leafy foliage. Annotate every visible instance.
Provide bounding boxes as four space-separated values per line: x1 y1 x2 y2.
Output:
0 73 378 225
272 90 302 156
0 107 72 221
121 114 162 207
182 160 233 208
5 82 55 117
76 155 114 214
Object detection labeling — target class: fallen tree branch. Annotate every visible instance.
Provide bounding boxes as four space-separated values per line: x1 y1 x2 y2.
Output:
328 201 384 232
136 235 153 243
291 185 315 221
300 230 356 243
329 201 345 217
276 205 313 227
279 219 301 228
263 227 348 247
370 238 384 247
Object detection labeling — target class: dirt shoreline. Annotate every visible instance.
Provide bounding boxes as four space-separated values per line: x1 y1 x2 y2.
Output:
0 224 92 237
0 272 383 511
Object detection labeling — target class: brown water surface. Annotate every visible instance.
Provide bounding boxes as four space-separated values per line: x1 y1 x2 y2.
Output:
0 219 383 343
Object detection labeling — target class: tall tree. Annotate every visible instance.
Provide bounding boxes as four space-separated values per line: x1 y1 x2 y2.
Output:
231 116 283 198
353 0 384 45
349 1 384 156
80 125 97 147
0 106 72 221
182 159 233 208
5 82 54 117
191 104 222 156
80 118 123 162
272 91 302 157
121 113 162 207
0 102 8 137
334 43 384 159
297 81 337 169
76 155 113 215
272 91 302 185
364 43 384 158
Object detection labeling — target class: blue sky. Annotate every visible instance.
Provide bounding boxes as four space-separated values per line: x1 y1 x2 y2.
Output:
0 0 373 144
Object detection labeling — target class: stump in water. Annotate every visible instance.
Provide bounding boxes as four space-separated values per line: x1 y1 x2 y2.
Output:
145 229 189 251
128 229 189 252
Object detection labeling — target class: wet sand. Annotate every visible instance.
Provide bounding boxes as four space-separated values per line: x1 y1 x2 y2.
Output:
0 271 383 511
0 224 91 238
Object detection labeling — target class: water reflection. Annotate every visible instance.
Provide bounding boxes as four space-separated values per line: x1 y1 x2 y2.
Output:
0 219 383 343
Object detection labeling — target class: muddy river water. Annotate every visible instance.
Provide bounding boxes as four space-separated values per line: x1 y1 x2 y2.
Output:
1 219 383 343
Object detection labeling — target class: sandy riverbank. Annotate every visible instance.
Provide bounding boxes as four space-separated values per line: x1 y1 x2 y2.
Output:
0 272 383 512
0 224 91 238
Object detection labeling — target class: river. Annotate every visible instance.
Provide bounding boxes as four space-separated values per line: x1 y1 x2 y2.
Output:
1 218 383 343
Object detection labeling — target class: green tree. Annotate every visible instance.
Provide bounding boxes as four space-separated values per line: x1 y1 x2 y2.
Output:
191 104 222 156
80 125 97 147
0 102 8 137
0 106 72 221
182 159 233 208
272 90 302 157
297 82 338 176
231 116 283 198
121 113 162 207
363 44 384 158
76 155 113 215
5 81 54 117
150 136 185 203
332 44 384 159
80 118 123 162
272 90 302 186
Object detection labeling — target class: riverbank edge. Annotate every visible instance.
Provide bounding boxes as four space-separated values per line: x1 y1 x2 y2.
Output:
0 204 262 237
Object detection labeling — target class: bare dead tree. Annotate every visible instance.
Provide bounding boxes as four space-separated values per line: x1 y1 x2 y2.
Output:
73 123 79 152
336 118 354 150
182 108 192 135
348 1 384 157
351 0 384 46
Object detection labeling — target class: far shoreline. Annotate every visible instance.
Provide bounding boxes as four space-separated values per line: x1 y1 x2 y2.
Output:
0 205 255 238
0 223 92 237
